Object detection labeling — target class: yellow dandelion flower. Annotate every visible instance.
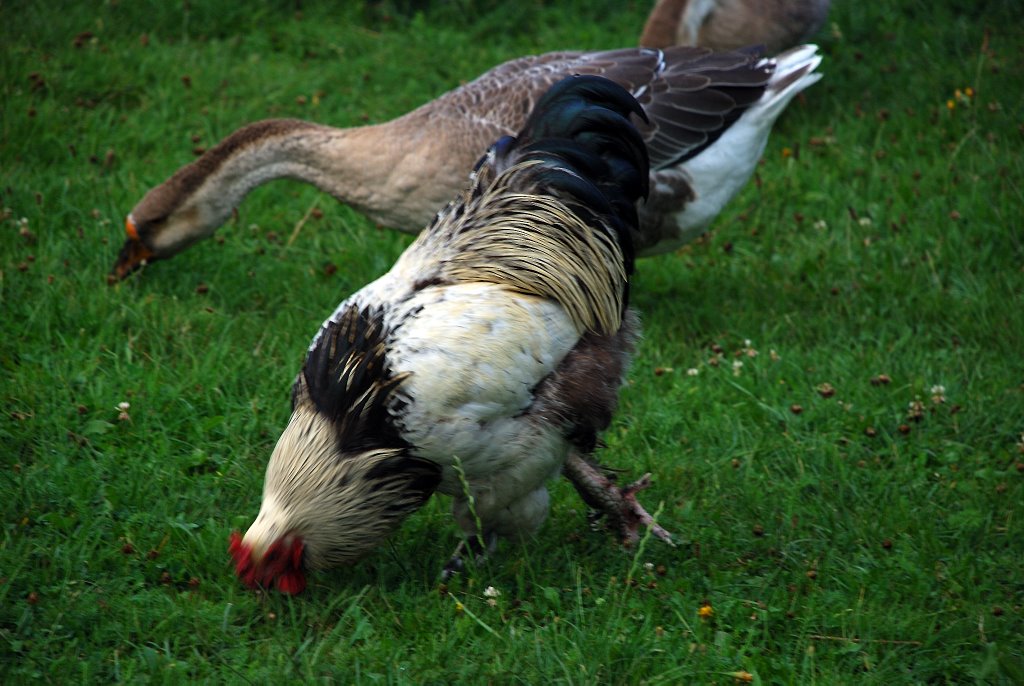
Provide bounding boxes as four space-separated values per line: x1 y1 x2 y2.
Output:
781 147 793 158
698 604 714 619
965 86 975 98
946 99 956 110
454 601 464 613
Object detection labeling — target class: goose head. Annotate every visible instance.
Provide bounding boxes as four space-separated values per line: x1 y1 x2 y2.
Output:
114 159 228 280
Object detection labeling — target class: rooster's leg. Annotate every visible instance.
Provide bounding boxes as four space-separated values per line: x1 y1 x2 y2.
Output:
440 532 497 581
563 452 674 546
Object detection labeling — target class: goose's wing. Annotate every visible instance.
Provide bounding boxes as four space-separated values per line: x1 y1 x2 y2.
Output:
433 47 773 172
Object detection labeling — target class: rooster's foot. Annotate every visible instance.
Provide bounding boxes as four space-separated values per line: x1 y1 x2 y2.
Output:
440 532 497 581
564 453 674 546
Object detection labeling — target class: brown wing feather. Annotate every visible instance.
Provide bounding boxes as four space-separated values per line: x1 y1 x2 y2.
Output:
429 47 773 174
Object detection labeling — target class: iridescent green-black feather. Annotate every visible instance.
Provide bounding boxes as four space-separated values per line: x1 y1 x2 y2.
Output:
484 75 650 279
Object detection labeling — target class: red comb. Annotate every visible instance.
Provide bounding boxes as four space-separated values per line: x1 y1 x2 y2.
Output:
227 530 306 594
277 566 306 594
228 531 258 588
276 538 306 594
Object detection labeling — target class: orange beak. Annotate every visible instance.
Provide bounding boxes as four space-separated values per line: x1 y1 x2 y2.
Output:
125 214 139 241
110 215 155 281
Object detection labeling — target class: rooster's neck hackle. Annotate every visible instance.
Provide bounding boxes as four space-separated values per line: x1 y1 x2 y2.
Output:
422 165 628 336
398 75 651 336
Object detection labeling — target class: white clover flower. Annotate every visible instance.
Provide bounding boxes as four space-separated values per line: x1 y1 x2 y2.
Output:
483 586 500 598
644 562 654 572
929 385 945 395
813 219 828 230
117 401 130 411
858 217 872 227
686 367 700 377
732 360 744 376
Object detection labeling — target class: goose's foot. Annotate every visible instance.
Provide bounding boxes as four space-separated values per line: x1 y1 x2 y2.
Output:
440 532 497 581
564 453 674 546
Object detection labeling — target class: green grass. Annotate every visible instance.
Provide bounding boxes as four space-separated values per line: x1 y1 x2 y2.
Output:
2 0 1023 682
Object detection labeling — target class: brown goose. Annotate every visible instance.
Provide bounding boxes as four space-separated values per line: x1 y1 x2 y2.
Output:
114 44 822 280
640 0 831 53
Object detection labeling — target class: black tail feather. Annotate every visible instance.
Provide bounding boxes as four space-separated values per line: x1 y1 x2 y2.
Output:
484 75 652 276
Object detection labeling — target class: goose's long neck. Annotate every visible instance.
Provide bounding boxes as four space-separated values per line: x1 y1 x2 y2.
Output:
638 0 690 48
182 115 452 234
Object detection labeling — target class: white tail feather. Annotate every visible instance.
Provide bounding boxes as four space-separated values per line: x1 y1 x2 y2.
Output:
672 44 823 237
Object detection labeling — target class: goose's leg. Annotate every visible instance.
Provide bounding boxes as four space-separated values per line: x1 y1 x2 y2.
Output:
563 452 674 546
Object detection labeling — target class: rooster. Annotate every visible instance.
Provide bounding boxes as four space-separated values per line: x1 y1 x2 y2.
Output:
229 75 671 593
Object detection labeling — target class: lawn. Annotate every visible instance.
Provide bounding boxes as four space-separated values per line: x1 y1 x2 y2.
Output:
2 0 1022 682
